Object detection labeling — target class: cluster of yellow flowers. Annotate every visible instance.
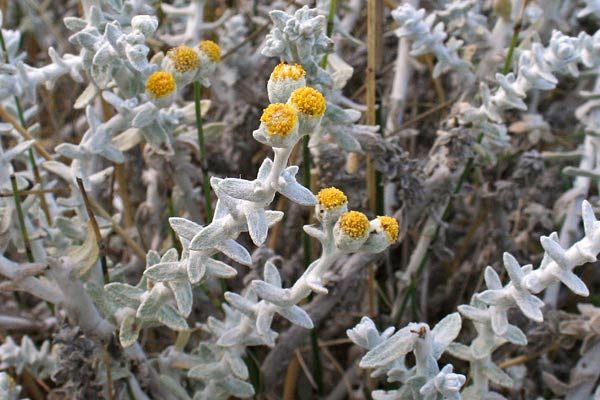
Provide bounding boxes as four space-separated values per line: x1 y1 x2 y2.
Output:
145 40 221 100
317 187 399 244
260 63 326 138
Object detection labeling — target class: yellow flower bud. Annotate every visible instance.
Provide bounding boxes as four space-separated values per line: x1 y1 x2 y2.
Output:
289 87 326 117
145 71 176 98
317 187 347 210
260 103 298 137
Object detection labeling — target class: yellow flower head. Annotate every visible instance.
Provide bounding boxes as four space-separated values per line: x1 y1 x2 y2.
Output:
260 103 298 137
378 216 399 242
317 187 347 210
167 45 200 72
145 71 176 98
289 87 326 117
339 211 370 239
271 62 306 81
198 40 221 63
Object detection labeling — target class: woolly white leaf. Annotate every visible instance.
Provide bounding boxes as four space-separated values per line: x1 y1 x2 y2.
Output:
245 207 268 246
104 283 143 308
224 292 256 317
144 262 186 282
482 362 513 388
504 325 527 345
431 312 461 359
215 240 252 266
256 307 274 336
169 217 203 241
157 305 188 331
263 261 281 287
277 181 317 205
168 279 193 317
219 178 260 201
119 313 140 348
205 258 237 278
277 305 313 329
224 353 249 380
186 252 207 284
219 377 255 398
360 326 417 368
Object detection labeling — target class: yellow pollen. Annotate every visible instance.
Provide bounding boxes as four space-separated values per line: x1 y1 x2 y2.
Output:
378 216 399 242
260 103 298 137
290 87 326 117
271 62 306 81
198 40 221 63
167 45 199 72
339 211 369 239
145 71 176 98
317 187 347 209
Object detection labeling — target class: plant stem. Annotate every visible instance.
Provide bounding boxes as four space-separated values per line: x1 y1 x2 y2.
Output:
501 0 529 75
10 175 34 262
194 81 213 223
319 0 337 68
76 177 110 283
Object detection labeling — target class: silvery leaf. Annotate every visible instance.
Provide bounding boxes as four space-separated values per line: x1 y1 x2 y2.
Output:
147 250 161 266
137 286 165 319
224 292 256 317
215 240 252 266
112 128 142 151
168 279 193 317
277 180 317 205
132 103 157 128
157 304 188 331
360 326 417 368
504 325 527 345
431 312 461 359
581 200 597 237
144 262 186 282
188 362 225 380
219 377 255 398
206 258 237 278
551 269 589 297
158 375 192 400
446 343 472 361
265 210 284 226
224 353 249 380
276 305 313 329
190 220 226 250
219 178 261 201
257 158 273 181
54 143 85 159
513 291 543 322
303 225 326 241
186 251 206 284
63 17 87 31
252 281 291 307
330 129 361 152
269 10 292 29
161 248 180 263
104 283 143 308
119 313 140 348
245 207 268 246
98 143 124 163
217 327 245 347
169 217 202 241
482 362 513 388
263 261 281 287
256 307 274 335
